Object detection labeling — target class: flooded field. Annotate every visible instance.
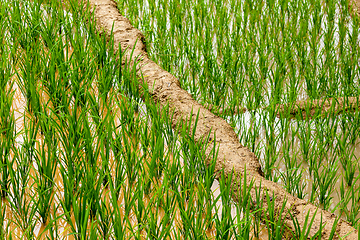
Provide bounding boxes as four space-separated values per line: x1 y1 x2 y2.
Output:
1 0 360 239
1 0 273 239
117 0 360 230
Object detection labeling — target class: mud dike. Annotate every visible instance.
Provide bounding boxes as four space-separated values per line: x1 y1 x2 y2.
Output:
84 0 358 238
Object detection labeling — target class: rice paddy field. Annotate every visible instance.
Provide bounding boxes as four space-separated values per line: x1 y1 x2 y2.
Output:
118 0 360 229
0 0 360 239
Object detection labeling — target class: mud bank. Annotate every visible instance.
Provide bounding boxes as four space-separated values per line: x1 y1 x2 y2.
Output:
276 96 360 119
84 0 358 238
207 96 360 119
203 103 247 116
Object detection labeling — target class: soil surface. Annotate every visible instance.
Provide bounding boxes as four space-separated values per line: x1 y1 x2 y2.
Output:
83 0 358 238
350 0 360 15
276 96 360 119
211 96 360 119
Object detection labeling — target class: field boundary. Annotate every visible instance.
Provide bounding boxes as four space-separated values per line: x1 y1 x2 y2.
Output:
83 0 358 238
207 96 360 119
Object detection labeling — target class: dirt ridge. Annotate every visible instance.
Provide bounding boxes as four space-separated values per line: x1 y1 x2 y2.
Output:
276 96 360 119
84 0 358 238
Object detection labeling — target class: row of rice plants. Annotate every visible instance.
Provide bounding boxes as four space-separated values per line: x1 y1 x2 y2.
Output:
116 0 360 229
0 1 16 238
0 0 327 238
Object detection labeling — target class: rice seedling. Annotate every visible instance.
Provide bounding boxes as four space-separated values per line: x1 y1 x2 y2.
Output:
251 181 265 239
66 188 96 240
290 208 322 240
0 196 7 239
0 76 15 199
7 125 38 239
263 192 288 240
313 156 339 210
262 110 281 181
279 133 307 199
215 171 236 239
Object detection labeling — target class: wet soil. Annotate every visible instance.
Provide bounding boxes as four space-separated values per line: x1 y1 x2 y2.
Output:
276 96 360 119
350 0 360 15
209 96 360 119
84 0 358 238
